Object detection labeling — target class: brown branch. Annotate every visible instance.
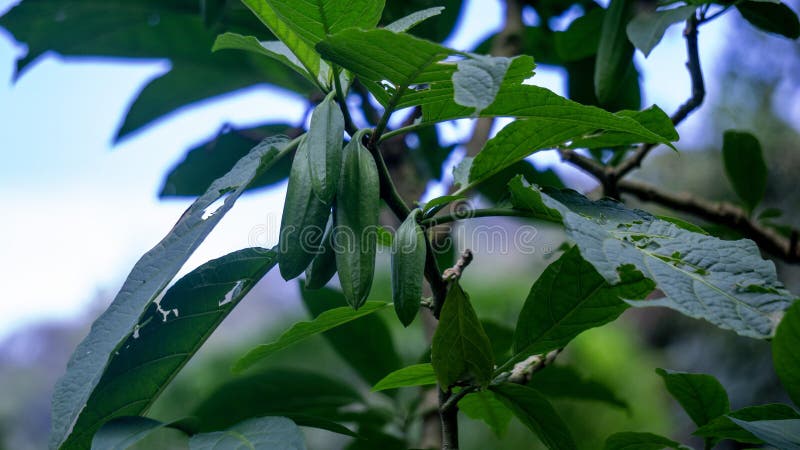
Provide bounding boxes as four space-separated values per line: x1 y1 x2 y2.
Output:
618 178 800 263
613 14 705 181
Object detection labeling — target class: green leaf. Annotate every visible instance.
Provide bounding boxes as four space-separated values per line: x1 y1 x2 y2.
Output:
774 301 800 406
0 2 313 139
92 416 173 450
160 124 295 197
306 92 345 204
212 32 317 86
188 416 306 450
554 8 605 62
372 364 437 391
452 55 512 115
260 0 384 47
392 210 427 326
567 106 678 150
507 176 565 223
192 368 361 433
490 383 577 450
529 366 628 410
626 6 696 58
381 1 463 42
431 282 494 388
722 130 768 213
542 188 796 339
51 136 290 450
384 6 445 33
656 368 730 427
737 1 800 39
603 432 685 450
510 246 654 367
233 301 390 373
68 249 278 449
453 157 474 189
458 390 513 438
481 320 515 363
301 286 401 386
728 418 800 449
595 0 635 105
694 403 800 444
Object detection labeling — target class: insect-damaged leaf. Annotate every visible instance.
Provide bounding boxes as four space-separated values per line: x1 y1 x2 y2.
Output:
51 136 290 450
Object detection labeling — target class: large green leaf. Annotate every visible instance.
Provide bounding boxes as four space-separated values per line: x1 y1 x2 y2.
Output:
594 0 635 105
737 1 800 39
626 6 696 58
160 123 295 197
0 1 313 140
232 300 390 373
774 301 800 406
91 416 174 450
50 136 291 450
603 432 687 450
301 286 401 386
510 246 654 367
566 106 677 150
540 188 797 339
68 249 278 449
191 368 362 433
656 369 730 427
529 366 628 410
490 383 577 450
728 418 800 449
722 130 768 213
694 403 800 444
372 363 437 391
458 390 513 438
188 416 306 450
431 282 494 388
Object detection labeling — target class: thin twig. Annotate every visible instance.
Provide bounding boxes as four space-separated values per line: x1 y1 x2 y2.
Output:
618 178 800 263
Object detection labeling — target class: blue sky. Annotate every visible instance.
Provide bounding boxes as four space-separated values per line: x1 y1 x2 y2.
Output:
0 0 734 339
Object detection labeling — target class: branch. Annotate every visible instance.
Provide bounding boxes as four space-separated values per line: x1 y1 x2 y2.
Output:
618 178 800 263
614 14 705 181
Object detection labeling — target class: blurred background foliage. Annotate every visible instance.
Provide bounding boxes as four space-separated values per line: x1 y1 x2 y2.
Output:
0 0 799 448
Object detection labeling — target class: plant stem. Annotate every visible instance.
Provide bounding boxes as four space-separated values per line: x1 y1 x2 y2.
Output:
439 389 460 450
332 65 357 134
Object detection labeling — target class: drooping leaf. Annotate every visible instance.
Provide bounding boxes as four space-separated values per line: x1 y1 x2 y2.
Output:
626 6 696 57
541 188 797 339
773 301 800 406
192 369 361 433
306 92 345 204
529 366 628 410
91 416 174 450
232 300 390 373
212 32 317 86
728 418 800 449
567 106 678 150
301 286 401 386
737 1 800 39
391 209 427 326
69 249 278 449
458 390 513 438
656 369 730 427
381 1 463 42
0 1 313 140
722 130 768 213
160 124 295 197
431 282 494 388
594 0 635 105
510 246 654 367
188 416 306 450
50 136 291 450
603 432 686 450
384 6 445 33
694 403 800 444
490 383 577 450
372 364 437 391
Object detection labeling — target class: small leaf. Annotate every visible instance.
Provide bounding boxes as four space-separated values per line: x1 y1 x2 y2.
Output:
603 432 685 450
656 368 730 427
722 130 768 213
92 417 174 450
737 1 800 39
372 364 437 391
626 6 696 57
510 246 654 368
758 207 783 220
490 383 577 450
233 302 390 373
458 390 513 438
694 403 800 444
773 301 800 406
306 92 345 203
188 416 306 450
431 282 494 388
384 7 445 33
728 418 800 449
